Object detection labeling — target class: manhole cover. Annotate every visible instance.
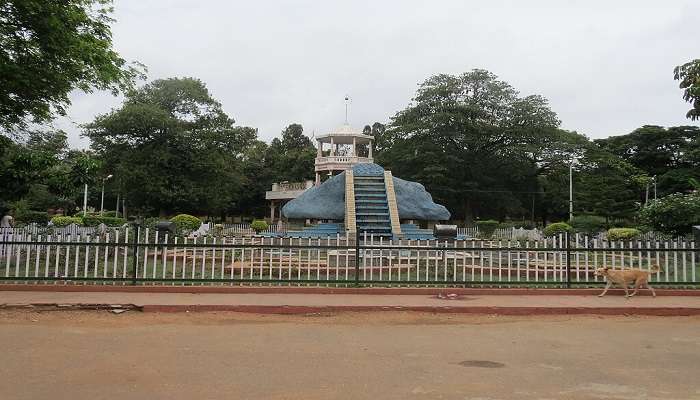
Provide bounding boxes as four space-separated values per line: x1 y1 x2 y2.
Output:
458 360 505 368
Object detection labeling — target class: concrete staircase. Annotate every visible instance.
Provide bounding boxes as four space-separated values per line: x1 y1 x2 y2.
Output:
353 174 393 237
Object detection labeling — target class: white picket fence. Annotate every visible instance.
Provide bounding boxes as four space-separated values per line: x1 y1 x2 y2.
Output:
457 227 542 240
0 228 697 286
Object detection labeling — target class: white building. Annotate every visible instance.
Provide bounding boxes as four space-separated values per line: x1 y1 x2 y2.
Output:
264 123 374 222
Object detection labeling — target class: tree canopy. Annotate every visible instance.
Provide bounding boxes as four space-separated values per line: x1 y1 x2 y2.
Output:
596 125 700 196
674 59 700 121
84 77 256 216
0 0 144 132
377 69 579 221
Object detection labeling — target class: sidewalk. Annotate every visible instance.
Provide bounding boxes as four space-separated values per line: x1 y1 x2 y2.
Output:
2 288 700 315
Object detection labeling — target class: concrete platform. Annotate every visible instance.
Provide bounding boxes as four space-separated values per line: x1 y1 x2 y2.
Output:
2 288 700 315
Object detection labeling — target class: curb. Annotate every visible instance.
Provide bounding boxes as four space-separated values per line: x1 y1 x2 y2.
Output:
139 304 700 316
1 285 699 296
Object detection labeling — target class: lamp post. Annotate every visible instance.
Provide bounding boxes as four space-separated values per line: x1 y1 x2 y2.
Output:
568 155 580 221
100 174 113 216
569 161 574 221
82 184 88 217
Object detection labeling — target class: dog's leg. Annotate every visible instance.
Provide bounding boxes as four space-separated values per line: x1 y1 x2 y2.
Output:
630 280 640 297
598 281 612 297
646 280 656 298
622 282 630 298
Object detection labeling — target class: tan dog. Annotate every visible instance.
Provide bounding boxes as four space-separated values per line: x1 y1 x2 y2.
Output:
595 265 661 298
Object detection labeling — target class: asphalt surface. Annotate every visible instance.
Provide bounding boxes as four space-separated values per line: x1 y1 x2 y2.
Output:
1 310 699 399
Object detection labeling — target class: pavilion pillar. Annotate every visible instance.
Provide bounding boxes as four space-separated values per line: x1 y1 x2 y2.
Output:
270 201 276 222
317 140 322 157
352 137 356 157
368 139 373 158
330 137 335 156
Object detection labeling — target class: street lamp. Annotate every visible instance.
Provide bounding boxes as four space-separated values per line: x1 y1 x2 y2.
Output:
569 161 574 221
100 174 113 216
568 155 581 221
82 183 88 217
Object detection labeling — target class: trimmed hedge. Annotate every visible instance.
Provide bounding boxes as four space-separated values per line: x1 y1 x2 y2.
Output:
476 220 499 238
498 220 536 230
250 219 269 233
16 210 50 224
169 214 202 231
607 228 640 241
543 222 573 237
81 215 126 227
51 216 83 227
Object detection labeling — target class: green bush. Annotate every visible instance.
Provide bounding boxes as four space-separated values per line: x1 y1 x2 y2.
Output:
100 216 126 227
476 220 499 238
570 215 607 235
18 211 50 224
606 228 641 241
169 214 202 232
250 219 269 234
141 217 160 229
51 216 83 227
498 220 536 230
81 215 126 227
638 192 700 236
543 222 573 237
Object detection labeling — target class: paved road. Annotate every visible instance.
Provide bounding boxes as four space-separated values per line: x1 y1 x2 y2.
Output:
1 311 699 400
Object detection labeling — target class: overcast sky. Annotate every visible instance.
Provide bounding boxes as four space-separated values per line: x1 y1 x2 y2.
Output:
55 0 699 148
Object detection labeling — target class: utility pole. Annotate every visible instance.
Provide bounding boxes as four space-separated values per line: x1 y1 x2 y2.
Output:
99 174 113 216
569 162 573 221
645 180 650 205
83 184 88 217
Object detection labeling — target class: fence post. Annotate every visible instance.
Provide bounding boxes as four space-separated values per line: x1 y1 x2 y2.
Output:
354 233 360 287
566 231 571 288
131 225 140 285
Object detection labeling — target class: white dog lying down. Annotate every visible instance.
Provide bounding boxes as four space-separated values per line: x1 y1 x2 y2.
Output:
594 265 661 298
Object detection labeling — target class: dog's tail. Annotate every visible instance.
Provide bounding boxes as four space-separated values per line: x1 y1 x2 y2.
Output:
650 264 662 273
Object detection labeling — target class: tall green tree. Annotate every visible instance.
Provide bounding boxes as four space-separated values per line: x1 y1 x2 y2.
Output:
84 77 256 216
0 0 144 132
595 125 700 196
380 69 573 222
575 148 643 222
265 123 315 182
674 59 700 121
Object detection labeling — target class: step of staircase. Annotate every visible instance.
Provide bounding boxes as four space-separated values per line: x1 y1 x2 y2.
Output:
353 172 394 238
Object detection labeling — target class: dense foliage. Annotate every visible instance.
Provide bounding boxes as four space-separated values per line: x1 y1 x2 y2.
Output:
674 59 700 121
475 220 499 238
50 216 83 227
250 219 269 233
606 228 641 241
543 222 573 237
638 192 700 235
570 215 607 235
0 0 144 131
169 214 202 232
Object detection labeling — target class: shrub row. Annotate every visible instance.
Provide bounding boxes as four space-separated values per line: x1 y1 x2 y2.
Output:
50 215 126 227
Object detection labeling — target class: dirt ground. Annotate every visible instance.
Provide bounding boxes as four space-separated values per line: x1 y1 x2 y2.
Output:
1 311 700 400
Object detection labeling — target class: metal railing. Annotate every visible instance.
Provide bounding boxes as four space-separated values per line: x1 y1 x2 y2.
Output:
0 229 697 287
